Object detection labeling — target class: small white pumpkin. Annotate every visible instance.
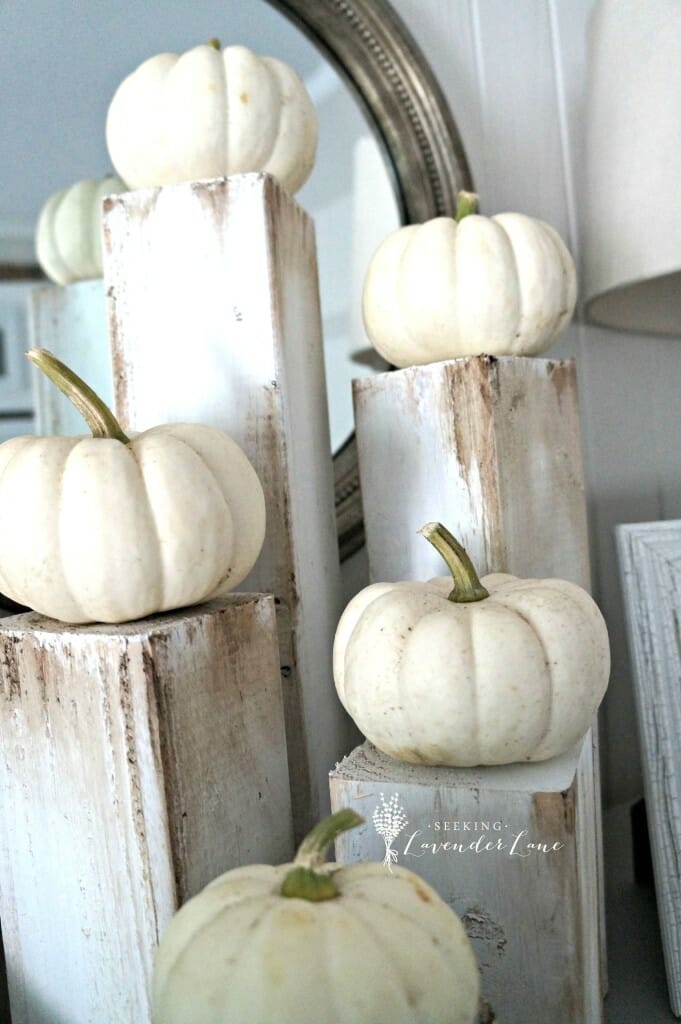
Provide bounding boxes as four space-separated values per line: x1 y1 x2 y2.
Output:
151 809 481 1024
106 40 317 194
334 523 609 766
35 175 127 285
363 191 577 366
0 350 265 624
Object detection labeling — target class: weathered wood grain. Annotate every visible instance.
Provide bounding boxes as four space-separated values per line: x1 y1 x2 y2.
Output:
102 172 354 840
617 520 681 1016
353 355 589 585
28 280 113 437
331 740 594 1024
0 595 292 1024
346 355 605 1022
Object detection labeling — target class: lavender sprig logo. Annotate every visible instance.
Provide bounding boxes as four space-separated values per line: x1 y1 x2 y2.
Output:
372 793 408 871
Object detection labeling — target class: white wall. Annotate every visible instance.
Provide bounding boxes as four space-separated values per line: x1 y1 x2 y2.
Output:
384 0 681 807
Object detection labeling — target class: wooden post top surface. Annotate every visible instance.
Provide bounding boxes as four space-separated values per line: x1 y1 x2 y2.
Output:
331 739 584 795
102 170 310 232
0 592 272 639
352 352 577 393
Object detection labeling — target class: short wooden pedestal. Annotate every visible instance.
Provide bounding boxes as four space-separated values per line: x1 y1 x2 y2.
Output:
332 741 595 1024
101 172 351 838
338 356 605 1023
0 595 292 1024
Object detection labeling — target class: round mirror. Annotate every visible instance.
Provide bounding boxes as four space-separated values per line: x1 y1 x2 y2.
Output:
0 0 469 557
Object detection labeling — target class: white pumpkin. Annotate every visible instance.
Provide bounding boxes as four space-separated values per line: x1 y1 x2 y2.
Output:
151 809 481 1024
0 350 265 624
36 175 127 285
363 191 577 366
334 523 609 766
106 41 317 194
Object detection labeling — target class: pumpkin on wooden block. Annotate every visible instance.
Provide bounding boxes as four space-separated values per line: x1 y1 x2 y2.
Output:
0 350 265 624
106 40 317 195
36 175 128 285
151 809 481 1024
334 523 609 766
362 191 577 366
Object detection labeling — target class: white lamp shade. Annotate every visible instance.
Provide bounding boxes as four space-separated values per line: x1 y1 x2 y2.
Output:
584 0 681 335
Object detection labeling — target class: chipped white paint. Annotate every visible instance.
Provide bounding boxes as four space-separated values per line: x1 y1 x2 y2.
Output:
353 355 590 585
348 355 604 1022
617 521 681 1015
0 595 292 1024
101 173 353 839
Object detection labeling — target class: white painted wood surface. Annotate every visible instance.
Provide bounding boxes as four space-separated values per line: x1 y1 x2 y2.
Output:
0 595 292 1024
354 355 589 585
388 0 681 816
331 738 596 1023
617 521 681 1017
28 280 113 436
350 355 604 1022
101 172 354 840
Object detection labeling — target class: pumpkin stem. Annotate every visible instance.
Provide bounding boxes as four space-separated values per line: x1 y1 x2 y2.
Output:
419 522 490 603
26 348 130 444
455 190 479 221
280 808 364 902
207 37 222 50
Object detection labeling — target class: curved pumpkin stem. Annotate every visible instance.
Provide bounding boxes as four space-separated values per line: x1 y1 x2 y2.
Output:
455 190 479 221
419 522 490 603
26 348 130 444
281 809 364 902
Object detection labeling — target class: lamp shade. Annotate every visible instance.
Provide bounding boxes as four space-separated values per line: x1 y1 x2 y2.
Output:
584 0 681 335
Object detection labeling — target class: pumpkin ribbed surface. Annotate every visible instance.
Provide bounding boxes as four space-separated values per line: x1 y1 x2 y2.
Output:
152 862 479 1024
334 572 609 765
0 423 264 624
106 44 317 194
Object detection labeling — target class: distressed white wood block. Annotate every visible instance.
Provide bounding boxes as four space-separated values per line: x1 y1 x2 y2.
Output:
28 280 113 435
617 520 681 1015
102 173 352 839
0 595 292 1024
346 355 605 1023
331 740 595 1024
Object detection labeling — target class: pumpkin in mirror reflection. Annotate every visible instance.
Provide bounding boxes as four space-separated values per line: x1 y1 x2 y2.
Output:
35 175 128 285
151 809 480 1024
334 523 609 766
0 349 265 624
106 40 317 195
363 191 577 366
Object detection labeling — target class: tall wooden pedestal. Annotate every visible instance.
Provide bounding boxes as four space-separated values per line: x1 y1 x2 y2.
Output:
100 172 352 838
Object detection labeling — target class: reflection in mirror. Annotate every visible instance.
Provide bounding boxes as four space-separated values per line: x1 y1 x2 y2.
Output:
0 0 400 454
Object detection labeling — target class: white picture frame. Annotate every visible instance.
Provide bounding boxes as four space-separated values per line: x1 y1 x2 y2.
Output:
617 519 681 1015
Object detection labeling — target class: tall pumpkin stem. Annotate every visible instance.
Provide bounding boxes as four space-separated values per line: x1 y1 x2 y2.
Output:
455 190 479 221
26 348 130 444
419 522 490 603
281 809 364 902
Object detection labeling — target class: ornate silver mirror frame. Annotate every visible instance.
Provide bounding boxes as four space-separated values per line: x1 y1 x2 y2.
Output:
267 0 472 559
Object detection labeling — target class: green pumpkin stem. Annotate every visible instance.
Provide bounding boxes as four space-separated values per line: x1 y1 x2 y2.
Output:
455 190 479 221
419 522 490 603
26 349 130 445
207 37 222 50
280 809 364 902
